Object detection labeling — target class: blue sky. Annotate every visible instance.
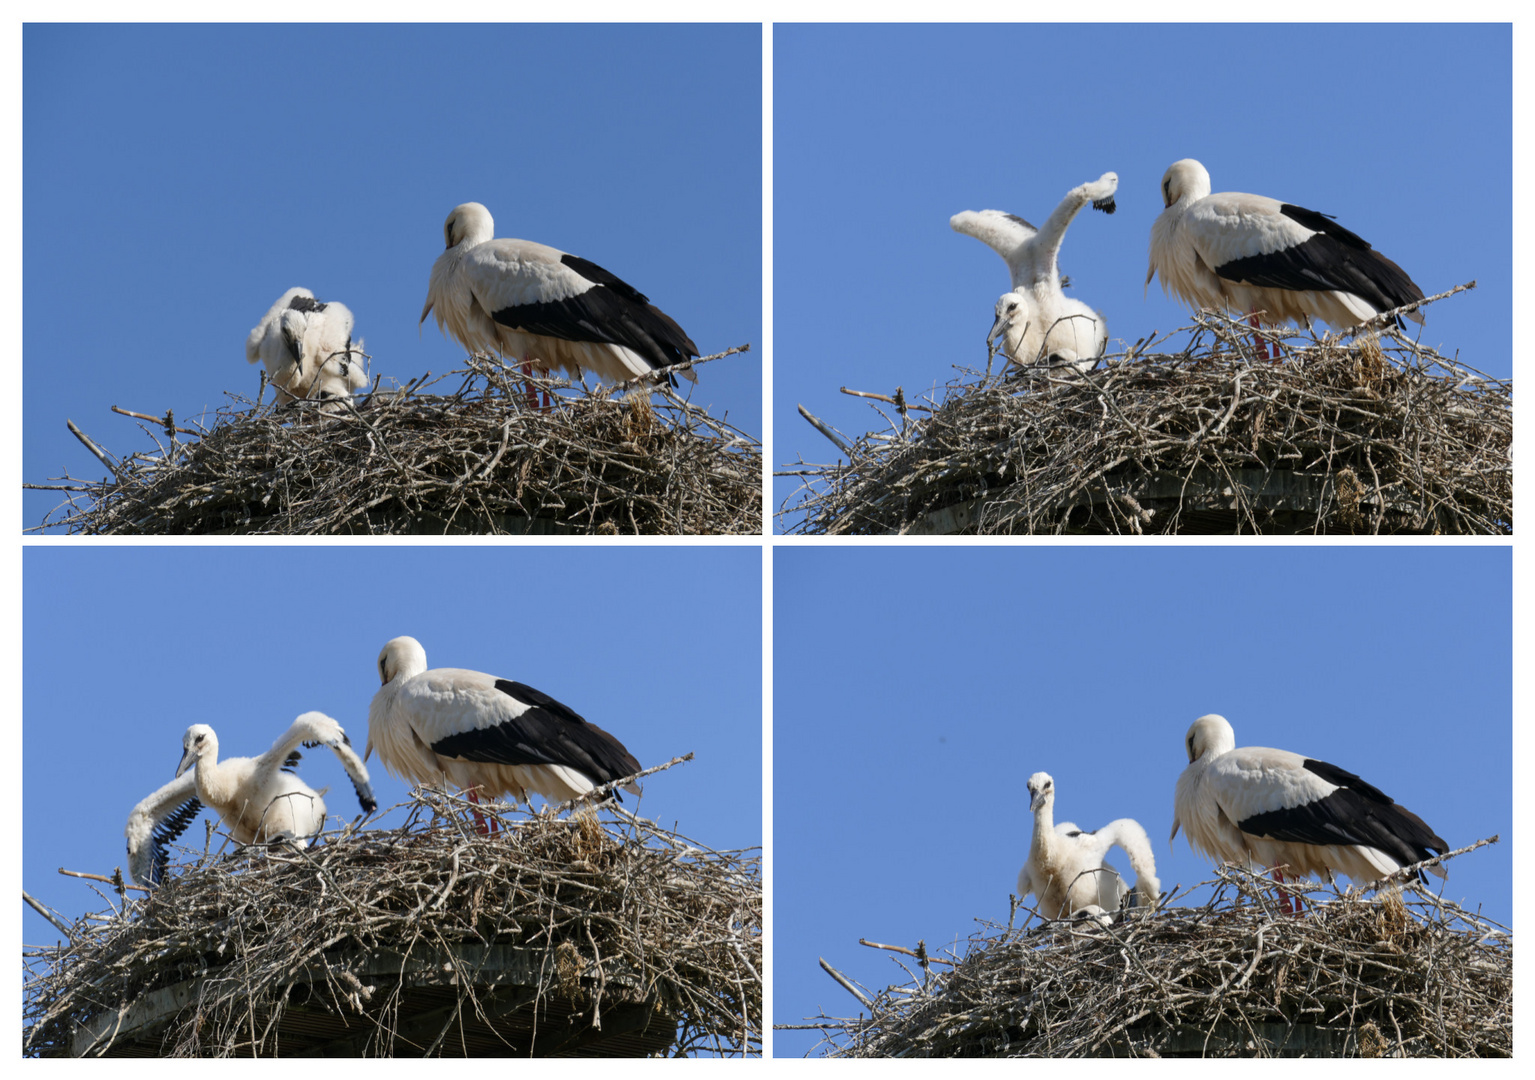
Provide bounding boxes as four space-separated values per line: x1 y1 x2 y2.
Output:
773 24 1512 528
773 545 1511 1057
22 545 762 948
22 23 762 529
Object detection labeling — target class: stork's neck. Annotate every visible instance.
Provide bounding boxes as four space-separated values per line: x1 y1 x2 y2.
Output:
1029 799 1057 865
192 753 237 808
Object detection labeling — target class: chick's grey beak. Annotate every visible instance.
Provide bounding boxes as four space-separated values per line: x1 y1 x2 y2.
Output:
987 313 1009 350
174 748 195 779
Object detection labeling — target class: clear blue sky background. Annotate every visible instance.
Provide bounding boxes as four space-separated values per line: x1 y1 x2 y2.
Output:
22 546 761 949
773 24 1512 529
22 24 762 530
773 546 1511 1057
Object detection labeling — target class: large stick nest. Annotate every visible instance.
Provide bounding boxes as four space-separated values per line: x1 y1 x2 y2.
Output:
29 348 760 535
795 866 1509 1058
779 296 1509 535
24 793 762 1057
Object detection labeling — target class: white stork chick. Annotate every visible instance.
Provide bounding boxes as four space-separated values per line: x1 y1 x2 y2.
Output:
987 289 1105 376
420 202 699 408
125 712 377 887
367 636 642 829
246 288 368 408
307 350 370 410
1017 772 1161 919
1172 714 1447 908
1147 159 1426 355
953 172 1117 369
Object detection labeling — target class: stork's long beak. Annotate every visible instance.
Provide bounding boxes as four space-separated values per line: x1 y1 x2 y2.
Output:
174 747 196 779
987 312 1010 351
1028 790 1046 813
363 738 373 764
419 299 433 326
1169 819 1181 844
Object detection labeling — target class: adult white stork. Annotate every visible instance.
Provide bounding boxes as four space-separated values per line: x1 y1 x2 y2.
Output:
246 287 368 409
1017 772 1161 919
986 289 1105 377
952 172 1117 370
420 202 699 409
1171 714 1447 913
1147 159 1426 359
367 636 642 832
125 712 376 887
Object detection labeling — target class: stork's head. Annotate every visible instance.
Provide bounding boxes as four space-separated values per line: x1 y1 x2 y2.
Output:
377 635 428 688
1160 159 1212 209
1184 714 1235 764
443 202 494 251
988 291 1029 356
176 724 218 778
278 308 308 368
1025 771 1054 813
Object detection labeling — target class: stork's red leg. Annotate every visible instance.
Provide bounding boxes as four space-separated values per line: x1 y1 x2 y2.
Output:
1271 867 1302 916
466 788 498 836
519 357 540 411
1247 314 1273 362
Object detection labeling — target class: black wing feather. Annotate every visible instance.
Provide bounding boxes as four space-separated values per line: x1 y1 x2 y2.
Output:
287 294 328 314
490 253 699 380
149 798 204 885
429 679 641 788
1238 758 1447 877
1214 203 1425 321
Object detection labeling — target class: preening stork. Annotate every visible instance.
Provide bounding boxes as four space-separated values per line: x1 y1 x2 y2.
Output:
125 712 377 887
246 288 368 410
1172 714 1447 912
420 202 699 409
1147 159 1426 358
1017 772 1161 919
367 636 642 832
952 172 1117 371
